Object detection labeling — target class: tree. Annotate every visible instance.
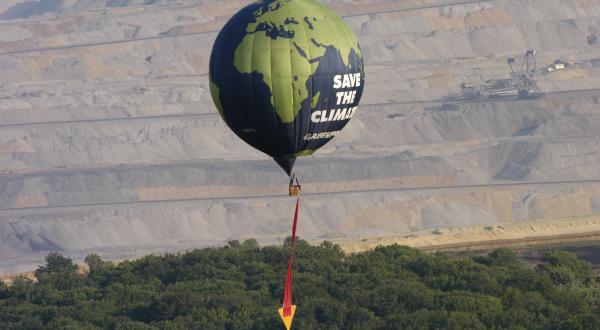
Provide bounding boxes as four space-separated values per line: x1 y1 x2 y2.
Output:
228 240 241 248
36 253 78 278
242 239 260 249
35 252 82 290
488 248 521 267
537 250 593 286
85 254 108 272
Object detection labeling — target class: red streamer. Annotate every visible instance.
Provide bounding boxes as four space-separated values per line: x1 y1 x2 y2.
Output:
282 197 300 316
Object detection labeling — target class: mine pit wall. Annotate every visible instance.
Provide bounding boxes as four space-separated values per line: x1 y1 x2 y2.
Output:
3 182 600 275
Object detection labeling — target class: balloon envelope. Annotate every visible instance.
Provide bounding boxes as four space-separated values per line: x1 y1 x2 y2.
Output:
209 0 364 175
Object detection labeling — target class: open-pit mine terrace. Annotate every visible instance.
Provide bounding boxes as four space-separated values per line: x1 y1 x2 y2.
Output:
1 0 600 274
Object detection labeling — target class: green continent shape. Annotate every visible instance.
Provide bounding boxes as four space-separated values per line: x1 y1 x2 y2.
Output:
293 149 317 157
233 0 362 123
209 78 225 119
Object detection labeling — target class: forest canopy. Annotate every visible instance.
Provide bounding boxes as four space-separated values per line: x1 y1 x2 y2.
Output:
1 241 599 329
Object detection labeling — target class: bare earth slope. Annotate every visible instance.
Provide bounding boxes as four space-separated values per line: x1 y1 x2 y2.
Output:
1 0 600 274
335 215 600 254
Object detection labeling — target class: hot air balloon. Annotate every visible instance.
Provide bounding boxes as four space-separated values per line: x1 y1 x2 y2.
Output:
210 3 363 325
209 0 364 180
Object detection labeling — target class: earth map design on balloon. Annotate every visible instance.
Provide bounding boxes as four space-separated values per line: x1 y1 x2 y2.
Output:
210 0 364 174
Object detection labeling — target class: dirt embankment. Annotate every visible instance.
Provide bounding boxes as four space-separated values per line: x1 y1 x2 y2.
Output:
333 215 600 254
4 216 600 283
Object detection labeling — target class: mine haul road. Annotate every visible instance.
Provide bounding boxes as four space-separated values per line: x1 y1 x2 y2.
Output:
1 178 600 217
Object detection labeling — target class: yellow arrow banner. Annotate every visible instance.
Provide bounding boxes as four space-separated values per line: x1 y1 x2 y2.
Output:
278 305 297 330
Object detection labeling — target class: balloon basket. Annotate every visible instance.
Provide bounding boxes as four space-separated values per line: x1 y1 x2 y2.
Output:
289 185 301 197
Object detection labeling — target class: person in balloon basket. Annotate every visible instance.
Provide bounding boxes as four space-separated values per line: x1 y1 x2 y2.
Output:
289 174 301 196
